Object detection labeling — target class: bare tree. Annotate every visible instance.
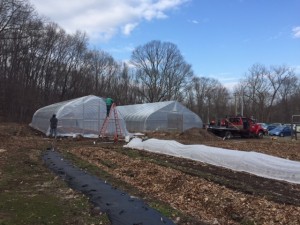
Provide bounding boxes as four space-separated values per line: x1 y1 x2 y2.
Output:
131 40 193 102
240 64 269 121
265 65 296 121
0 0 39 121
0 0 128 121
0 0 34 37
211 84 230 120
185 77 230 123
190 77 212 119
236 64 298 122
272 72 299 122
84 49 119 96
112 63 141 105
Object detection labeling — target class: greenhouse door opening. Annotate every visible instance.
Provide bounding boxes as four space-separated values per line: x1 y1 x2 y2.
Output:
167 113 183 132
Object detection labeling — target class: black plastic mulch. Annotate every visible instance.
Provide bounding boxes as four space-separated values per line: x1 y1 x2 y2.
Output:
42 149 175 225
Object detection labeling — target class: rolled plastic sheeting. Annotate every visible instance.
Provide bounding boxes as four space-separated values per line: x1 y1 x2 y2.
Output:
124 138 300 184
43 149 175 225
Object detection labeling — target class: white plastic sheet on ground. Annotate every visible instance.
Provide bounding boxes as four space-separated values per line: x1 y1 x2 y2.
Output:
124 138 300 184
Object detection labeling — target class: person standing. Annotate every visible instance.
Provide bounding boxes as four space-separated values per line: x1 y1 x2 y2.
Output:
106 97 114 117
50 114 58 138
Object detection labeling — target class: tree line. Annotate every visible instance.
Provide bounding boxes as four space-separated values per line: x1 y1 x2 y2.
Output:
1 0 299 124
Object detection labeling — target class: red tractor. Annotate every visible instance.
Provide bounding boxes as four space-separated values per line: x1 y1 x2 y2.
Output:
207 116 265 139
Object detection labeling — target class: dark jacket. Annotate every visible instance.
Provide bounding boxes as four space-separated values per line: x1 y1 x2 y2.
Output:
50 116 58 129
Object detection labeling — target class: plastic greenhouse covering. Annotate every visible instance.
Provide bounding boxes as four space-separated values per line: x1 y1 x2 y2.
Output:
30 95 129 138
125 138 300 184
117 101 203 132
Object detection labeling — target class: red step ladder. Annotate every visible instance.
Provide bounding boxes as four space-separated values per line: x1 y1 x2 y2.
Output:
99 103 123 142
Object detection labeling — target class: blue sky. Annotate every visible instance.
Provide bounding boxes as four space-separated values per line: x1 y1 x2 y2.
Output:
30 0 300 89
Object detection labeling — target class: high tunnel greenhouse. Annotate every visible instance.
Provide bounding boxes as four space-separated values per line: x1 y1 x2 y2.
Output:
30 95 203 137
30 95 129 138
117 101 203 132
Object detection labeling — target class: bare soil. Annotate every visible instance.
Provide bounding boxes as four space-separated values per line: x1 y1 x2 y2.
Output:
1 124 300 225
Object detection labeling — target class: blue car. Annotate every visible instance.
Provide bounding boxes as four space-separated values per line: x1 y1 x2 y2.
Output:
267 124 280 131
268 126 291 137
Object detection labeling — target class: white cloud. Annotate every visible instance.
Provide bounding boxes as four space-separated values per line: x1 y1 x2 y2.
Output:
30 0 189 42
122 23 138 35
292 26 300 38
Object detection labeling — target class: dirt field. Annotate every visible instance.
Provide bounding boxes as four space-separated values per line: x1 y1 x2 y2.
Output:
1 123 300 224
0 123 111 225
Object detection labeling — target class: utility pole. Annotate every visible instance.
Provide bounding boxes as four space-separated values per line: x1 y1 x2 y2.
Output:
241 90 244 116
234 93 237 115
